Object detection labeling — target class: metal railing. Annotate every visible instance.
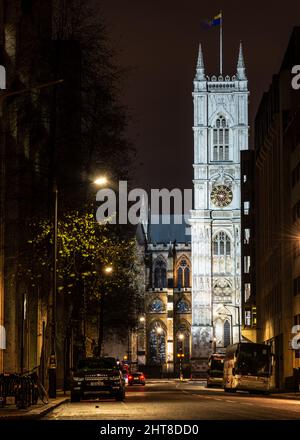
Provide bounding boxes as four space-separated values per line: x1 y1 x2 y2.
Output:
0 370 49 409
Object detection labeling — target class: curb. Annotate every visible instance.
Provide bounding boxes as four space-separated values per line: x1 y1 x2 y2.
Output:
0 397 69 420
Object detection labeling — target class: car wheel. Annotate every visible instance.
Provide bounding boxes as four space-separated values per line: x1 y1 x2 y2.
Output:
71 393 81 402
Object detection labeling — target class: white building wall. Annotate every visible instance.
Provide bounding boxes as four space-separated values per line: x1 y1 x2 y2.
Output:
191 45 249 374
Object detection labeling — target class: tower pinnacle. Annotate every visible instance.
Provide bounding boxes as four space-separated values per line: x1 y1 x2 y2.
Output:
237 41 246 80
195 43 205 80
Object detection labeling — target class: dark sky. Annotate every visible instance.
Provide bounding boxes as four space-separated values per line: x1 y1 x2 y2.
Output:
100 0 300 191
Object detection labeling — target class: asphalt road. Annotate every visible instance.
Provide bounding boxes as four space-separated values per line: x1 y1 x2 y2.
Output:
43 380 300 420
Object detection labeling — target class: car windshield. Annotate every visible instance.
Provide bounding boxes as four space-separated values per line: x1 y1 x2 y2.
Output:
237 345 271 377
77 357 118 371
209 358 224 377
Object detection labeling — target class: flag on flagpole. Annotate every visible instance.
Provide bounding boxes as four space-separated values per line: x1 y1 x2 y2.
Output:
201 12 222 30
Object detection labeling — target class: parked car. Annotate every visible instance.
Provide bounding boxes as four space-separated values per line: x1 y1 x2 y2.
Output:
128 372 146 386
70 357 125 402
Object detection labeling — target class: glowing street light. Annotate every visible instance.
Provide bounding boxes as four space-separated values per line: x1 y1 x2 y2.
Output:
139 316 145 323
94 176 108 186
104 266 113 274
178 333 184 341
156 327 163 334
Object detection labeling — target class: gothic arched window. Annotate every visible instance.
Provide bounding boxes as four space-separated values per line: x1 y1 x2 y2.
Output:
175 299 191 314
148 322 166 364
224 320 231 347
153 256 167 288
213 232 231 256
213 116 229 161
176 257 191 288
148 298 165 313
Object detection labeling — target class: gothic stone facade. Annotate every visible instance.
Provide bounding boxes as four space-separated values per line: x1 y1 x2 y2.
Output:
143 42 249 375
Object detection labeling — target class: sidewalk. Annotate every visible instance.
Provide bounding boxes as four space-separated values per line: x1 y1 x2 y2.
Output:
269 391 300 400
0 392 69 420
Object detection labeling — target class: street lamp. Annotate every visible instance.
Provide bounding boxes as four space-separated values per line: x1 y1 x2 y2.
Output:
94 176 108 187
178 333 184 380
156 326 163 366
98 265 113 356
137 315 145 368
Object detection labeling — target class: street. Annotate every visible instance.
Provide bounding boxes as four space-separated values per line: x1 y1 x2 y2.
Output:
43 380 300 420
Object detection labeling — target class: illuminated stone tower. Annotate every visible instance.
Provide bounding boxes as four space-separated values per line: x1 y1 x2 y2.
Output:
190 43 249 374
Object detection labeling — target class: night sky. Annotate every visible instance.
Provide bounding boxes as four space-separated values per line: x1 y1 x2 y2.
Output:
100 0 300 191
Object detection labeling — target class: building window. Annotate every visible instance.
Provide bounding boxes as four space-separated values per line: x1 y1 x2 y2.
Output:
148 323 166 365
252 307 257 326
244 201 250 215
176 257 191 288
244 283 251 302
153 256 167 288
148 299 165 313
175 299 191 314
244 228 250 244
224 320 231 347
245 310 251 327
244 256 251 273
212 116 229 161
213 232 231 256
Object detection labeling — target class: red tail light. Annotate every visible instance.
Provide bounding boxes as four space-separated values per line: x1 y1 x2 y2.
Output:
140 376 145 380
128 375 133 380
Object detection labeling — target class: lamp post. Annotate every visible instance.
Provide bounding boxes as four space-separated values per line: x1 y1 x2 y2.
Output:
48 183 58 398
98 266 113 356
156 326 163 364
178 333 184 381
137 316 145 368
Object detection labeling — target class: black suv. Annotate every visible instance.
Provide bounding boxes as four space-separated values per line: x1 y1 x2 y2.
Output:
70 357 125 402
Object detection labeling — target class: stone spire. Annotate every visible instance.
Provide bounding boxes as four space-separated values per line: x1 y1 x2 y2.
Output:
195 43 205 80
237 41 246 80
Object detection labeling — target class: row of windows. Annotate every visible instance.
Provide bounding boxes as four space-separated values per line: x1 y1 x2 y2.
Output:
148 299 190 314
212 116 230 162
213 232 231 256
153 231 233 290
153 257 191 288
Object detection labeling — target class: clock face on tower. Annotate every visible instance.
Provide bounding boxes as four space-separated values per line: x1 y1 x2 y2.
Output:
211 185 233 207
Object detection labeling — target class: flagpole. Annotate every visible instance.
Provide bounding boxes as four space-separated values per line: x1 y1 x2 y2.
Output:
220 11 223 75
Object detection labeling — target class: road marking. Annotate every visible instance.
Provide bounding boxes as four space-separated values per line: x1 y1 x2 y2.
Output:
241 402 254 406
226 400 235 403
